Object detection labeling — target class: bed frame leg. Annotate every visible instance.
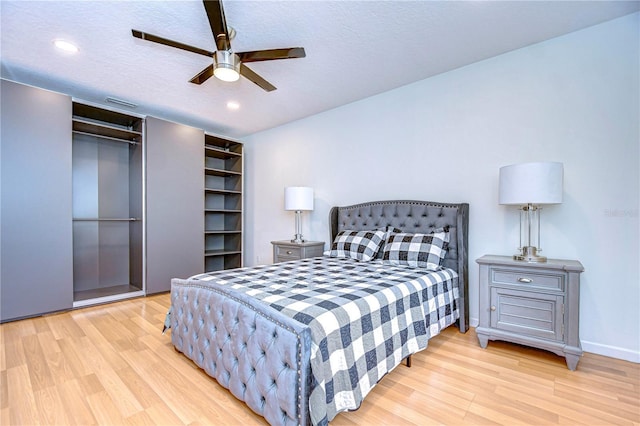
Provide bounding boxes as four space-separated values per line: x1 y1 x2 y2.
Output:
405 355 412 367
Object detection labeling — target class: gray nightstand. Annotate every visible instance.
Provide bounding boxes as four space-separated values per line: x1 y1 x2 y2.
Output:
476 255 584 370
271 240 325 263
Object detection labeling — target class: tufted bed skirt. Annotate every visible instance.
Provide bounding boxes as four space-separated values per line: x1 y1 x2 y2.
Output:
170 280 313 425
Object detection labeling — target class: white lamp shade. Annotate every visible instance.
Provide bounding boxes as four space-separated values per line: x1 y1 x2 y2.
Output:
499 162 563 205
284 187 314 211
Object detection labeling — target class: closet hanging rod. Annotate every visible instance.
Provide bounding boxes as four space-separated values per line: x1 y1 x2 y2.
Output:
73 218 141 222
72 130 141 145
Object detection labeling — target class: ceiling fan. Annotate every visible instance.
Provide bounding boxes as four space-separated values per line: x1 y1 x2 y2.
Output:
132 0 305 92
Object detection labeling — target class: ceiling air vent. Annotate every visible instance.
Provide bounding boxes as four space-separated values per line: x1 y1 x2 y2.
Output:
105 97 137 109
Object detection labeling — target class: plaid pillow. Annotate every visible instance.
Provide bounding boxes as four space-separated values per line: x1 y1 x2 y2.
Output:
329 230 386 262
372 226 403 259
382 227 450 270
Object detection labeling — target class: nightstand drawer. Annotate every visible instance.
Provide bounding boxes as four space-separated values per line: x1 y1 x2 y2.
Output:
491 268 564 291
271 240 325 263
490 287 564 341
274 245 302 258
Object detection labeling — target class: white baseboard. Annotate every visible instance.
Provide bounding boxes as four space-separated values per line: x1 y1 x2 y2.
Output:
467 317 639 363
581 340 640 363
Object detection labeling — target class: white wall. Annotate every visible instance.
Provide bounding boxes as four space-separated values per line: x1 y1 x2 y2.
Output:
244 13 639 362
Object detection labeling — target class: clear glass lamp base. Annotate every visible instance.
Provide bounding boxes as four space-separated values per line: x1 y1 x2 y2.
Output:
291 234 305 244
514 246 547 263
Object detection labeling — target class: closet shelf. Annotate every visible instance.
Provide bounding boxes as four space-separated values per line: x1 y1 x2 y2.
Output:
73 218 141 222
73 103 142 130
205 209 241 213
73 118 142 143
205 188 241 194
205 145 242 159
205 249 242 257
205 167 241 177
205 230 242 234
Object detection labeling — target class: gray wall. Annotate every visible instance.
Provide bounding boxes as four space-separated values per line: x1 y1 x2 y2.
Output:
1 80 74 321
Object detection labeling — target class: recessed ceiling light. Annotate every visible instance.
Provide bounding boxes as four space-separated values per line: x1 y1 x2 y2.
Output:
53 39 79 53
226 101 240 110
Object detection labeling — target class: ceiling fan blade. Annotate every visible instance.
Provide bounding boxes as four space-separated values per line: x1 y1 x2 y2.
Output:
237 47 306 63
240 64 276 92
203 0 231 51
189 64 214 85
132 29 214 57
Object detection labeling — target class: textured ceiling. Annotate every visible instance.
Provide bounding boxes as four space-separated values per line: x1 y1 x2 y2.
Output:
2 1 639 138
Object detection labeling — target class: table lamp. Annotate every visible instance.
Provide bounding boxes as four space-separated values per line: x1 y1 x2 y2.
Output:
499 162 563 262
284 186 314 243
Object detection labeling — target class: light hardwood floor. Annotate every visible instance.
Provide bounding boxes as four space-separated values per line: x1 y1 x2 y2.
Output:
1 293 638 425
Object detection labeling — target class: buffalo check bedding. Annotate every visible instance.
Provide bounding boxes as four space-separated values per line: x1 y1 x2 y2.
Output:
185 256 459 425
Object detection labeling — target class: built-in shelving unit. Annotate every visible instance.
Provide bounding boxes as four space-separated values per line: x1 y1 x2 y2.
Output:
204 135 243 272
71 102 144 305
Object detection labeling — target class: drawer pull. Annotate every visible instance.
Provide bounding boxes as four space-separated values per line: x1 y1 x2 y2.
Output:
491 306 496 311
518 277 533 283
286 250 292 255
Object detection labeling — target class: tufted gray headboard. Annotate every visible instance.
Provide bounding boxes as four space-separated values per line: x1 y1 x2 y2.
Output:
329 200 469 332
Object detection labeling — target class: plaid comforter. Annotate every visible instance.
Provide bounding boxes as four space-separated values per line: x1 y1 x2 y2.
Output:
189 256 459 425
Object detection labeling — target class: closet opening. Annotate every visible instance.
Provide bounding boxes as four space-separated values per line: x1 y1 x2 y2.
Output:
71 102 145 306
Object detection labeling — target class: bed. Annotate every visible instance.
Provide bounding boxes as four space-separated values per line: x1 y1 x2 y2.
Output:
169 200 469 425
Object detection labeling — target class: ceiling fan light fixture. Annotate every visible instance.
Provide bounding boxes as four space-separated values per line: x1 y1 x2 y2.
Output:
214 66 239 82
213 50 240 82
